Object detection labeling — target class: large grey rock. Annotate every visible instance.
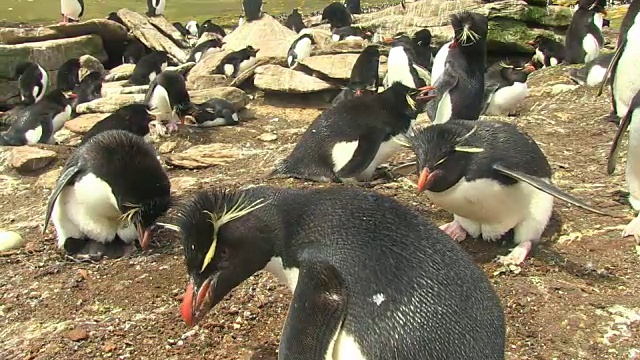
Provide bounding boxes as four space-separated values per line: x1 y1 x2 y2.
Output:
9 146 57 172
0 34 107 79
223 14 299 62
190 87 250 111
254 65 336 93
0 19 129 45
186 50 232 89
101 81 149 96
299 54 360 80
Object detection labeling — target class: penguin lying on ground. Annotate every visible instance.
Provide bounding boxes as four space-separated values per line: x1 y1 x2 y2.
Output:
271 82 436 183
145 70 193 134
569 51 614 86
187 39 224 63
43 130 171 259
285 8 306 33
332 26 374 41
287 33 315 68
127 51 169 86
81 104 156 144
383 35 430 89
183 98 239 127
526 35 567 67
481 60 536 116
123 39 148 64
242 0 263 22
14 61 48 106
146 0 166 17
322 2 352 29
0 89 74 146
56 58 81 92
60 0 84 23
331 45 381 105
409 119 612 265
198 20 226 38
71 71 103 117
170 185 506 359
214 46 259 78
426 11 488 124
565 0 606 64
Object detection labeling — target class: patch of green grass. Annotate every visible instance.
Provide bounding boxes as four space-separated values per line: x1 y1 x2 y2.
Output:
2 0 389 27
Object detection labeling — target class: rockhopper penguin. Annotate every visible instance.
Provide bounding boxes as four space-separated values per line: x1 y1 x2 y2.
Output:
56 58 81 92
332 26 374 42
60 0 84 23
409 119 611 265
71 71 103 116
271 82 436 183
426 11 488 124
146 0 166 17
331 45 381 104
569 51 614 87
14 61 49 106
564 0 606 64
285 8 306 33
242 0 263 22
214 46 259 78
526 35 567 67
169 185 506 359
287 33 315 69
145 70 193 134
198 20 226 38
43 130 171 259
183 98 240 127
321 2 352 30
481 60 536 116
383 35 430 89
127 51 169 86
81 104 156 144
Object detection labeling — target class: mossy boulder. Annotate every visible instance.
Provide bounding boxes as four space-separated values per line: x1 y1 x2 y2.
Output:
487 18 560 54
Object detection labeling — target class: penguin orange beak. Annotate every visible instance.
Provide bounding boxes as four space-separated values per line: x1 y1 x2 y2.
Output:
355 88 363 96
67 93 78 100
383 37 396 44
181 275 217 327
600 10 607 16
417 167 440 192
525 40 536 46
416 85 437 101
137 223 153 250
524 63 536 73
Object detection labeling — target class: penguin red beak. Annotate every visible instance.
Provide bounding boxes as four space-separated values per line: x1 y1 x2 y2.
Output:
524 63 536 73
383 37 394 44
417 167 440 192
181 275 217 327
600 10 607 16
525 40 536 46
416 85 437 101
355 88 363 96
137 223 153 250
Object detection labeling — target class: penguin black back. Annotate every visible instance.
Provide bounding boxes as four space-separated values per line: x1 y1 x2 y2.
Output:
243 0 263 21
322 2 352 29
81 104 155 144
128 51 168 85
349 45 381 92
285 8 306 33
175 185 506 359
564 0 605 64
199 20 227 38
73 71 103 111
56 58 81 92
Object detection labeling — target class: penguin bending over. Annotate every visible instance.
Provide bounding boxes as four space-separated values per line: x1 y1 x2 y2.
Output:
410 120 612 265
123 39 148 64
127 51 169 85
60 0 84 23
287 33 315 68
0 89 74 146
426 11 488 124
565 0 606 64
569 51 614 86
332 26 374 42
321 2 352 30
526 35 566 67
184 98 239 127
145 70 193 134
383 35 430 89
481 60 536 116
171 185 506 359
81 104 156 144
14 61 49 105
173 22 190 37
146 0 166 17
71 71 103 117
285 8 306 33
43 130 171 259
271 82 435 183
242 0 263 22
331 45 381 105
187 39 224 63
214 46 260 78
56 58 81 92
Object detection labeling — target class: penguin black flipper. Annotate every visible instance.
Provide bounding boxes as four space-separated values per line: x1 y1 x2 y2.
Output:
427 68 459 124
43 161 82 234
607 90 640 175
335 132 384 178
492 163 612 216
278 256 348 359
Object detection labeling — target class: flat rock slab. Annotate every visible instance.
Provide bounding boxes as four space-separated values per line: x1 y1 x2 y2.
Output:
65 113 109 134
9 146 57 172
0 19 129 45
189 87 250 111
0 34 107 79
101 82 149 96
147 15 190 49
165 143 247 169
223 14 298 62
75 94 146 114
186 74 230 91
105 64 136 82
254 65 336 93
300 54 360 80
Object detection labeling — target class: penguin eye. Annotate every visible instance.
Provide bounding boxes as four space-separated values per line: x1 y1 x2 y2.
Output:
435 157 447 166
218 246 231 261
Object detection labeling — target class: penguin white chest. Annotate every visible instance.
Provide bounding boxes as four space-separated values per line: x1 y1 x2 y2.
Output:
186 21 198 36
153 0 166 15
585 64 607 86
61 0 83 19
264 257 299 291
582 33 600 64
35 65 49 102
290 38 312 67
387 47 416 88
148 85 173 115
484 82 528 116
331 136 404 181
614 21 640 117
237 56 257 75
625 109 640 207
431 41 451 83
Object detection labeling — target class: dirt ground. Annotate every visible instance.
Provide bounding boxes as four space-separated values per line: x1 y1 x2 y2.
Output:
2 54 640 360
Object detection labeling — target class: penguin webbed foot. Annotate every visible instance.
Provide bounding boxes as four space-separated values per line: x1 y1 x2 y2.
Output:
622 215 640 244
495 240 533 266
166 121 179 133
439 220 468 242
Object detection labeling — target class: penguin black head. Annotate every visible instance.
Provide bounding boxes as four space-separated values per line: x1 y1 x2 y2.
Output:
107 12 126 27
526 34 552 48
245 45 260 57
321 2 352 29
498 59 536 83
449 11 488 51
410 123 482 193
578 0 607 14
413 29 432 47
199 20 227 38
172 188 274 326
14 61 47 105
383 82 437 117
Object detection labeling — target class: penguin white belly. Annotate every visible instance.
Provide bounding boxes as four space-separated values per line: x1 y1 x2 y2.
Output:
292 38 312 66
344 36 364 41
223 64 235 77
154 0 166 15
331 141 359 174
433 91 452 124
585 65 607 86
613 24 640 117
431 41 451 84
148 85 173 116
332 34 341 42
61 0 82 19
329 331 367 360
359 138 404 181
199 118 227 127
626 110 640 210
484 82 528 116
582 33 600 64
51 104 72 133
194 52 203 63
264 256 300 291
25 126 43 144
387 47 416 88
186 21 198 36
593 12 604 31
237 57 257 75
426 177 554 243
35 65 49 102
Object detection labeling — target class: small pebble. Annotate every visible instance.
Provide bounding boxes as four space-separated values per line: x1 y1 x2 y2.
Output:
257 133 278 142
0 230 23 251
66 328 89 341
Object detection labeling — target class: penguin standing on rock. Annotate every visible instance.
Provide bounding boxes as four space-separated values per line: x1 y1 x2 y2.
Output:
287 33 315 68
81 104 156 144
481 60 536 116
383 35 430 89
145 70 193 134
332 45 381 105
56 58 81 92
60 0 84 23
569 51 614 86
187 39 224 63
214 46 259 78
285 8 306 33
565 0 606 64
409 120 612 265
14 62 48 106
184 98 240 127
127 51 168 85
146 0 166 17
526 35 566 67
321 2 352 30
426 11 488 124
242 0 263 22
271 82 436 183
43 130 171 259
170 185 506 359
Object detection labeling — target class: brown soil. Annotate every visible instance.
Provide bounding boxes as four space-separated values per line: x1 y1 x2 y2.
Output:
1 67 640 359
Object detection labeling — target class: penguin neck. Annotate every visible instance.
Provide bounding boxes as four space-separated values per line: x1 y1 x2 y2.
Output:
380 86 418 121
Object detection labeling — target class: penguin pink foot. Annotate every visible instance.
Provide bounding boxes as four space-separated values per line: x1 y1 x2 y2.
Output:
439 220 467 242
622 216 640 243
495 241 533 266
166 121 179 133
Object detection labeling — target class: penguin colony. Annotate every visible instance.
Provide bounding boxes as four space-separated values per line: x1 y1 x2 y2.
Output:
0 0 636 358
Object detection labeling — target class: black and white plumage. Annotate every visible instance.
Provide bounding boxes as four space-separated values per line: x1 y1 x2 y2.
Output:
214 46 259 78
107 12 126 28
122 39 148 65
60 0 84 23
14 61 49 106
345 0 361 14
198 20 226 38
145 70 193 133
187 39 224 63
411 29 435 71
285 8 306 33
565 0 606 64
287 33 315 68
426 11 488 124
271 82 435 183
321 2 352 30
185 98 239 127
242 0 263 22
173 22 190 37
331 26 374 42
146 0 166 17
56 58 81 92
383 36 430 89
0 90 73 146
481 60 535 116
81 104 156 144
185 20 199 37
569 51 614 86
71 71 103 116
127 51 169 85
348 45 381 93
43 130 171 258
526 35 567 68
410 120 610 265
174 186 506 359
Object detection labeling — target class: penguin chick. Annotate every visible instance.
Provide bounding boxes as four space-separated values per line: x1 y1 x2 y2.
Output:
122 39 148 65
526 35 566 67
569 51 614 86
184 98 239 127
56 58 81 92
332 26 374 42
14 61 49 105
321 2 352 30
349 45 381 93
145 70 193 134
60 0 84 23
565 0 606 64
345 0 361 14
214 46 260 78
71 71 103 117
198 20 226 38
242 0 263 22
127 51 169 86
81 103 156 144
171 186 506 359
271 82 436 183
146 0 166 17
285 8 306 33
410 119 611 265
187 39 224 63
0 89 74 146
426 11 488 124
481 60 536 116
287 33 315 68
43 130 171 258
